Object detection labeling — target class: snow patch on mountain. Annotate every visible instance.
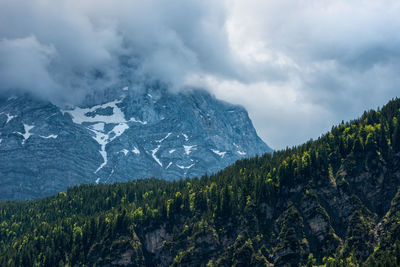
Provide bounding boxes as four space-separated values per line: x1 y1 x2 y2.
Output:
211 149 226 158
111 123 129 138
176 163 194 169
184 145 196 155
15 124 34 144
233 143 246 156
40 134 58 139
63 100 131 173
157 132 172 143
63 99 126 124
91 123 130 173
120 149 129 156
151 145 162 167
90 123 105 132
93 130 108 173
129 117 147 125
132 147 140 154
0 112 16 124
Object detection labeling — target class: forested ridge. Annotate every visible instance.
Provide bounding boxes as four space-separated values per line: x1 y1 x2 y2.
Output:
1 98 400 266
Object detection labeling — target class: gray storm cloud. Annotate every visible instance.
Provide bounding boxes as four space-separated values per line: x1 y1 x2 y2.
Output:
1 0 400 149
0 0 235 103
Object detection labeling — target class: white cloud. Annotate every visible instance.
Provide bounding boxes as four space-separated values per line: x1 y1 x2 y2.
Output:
1 0 400 148
214 0 400 148
0 36 59 99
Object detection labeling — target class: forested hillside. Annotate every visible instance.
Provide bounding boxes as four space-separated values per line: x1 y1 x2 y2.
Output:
1 98 400 266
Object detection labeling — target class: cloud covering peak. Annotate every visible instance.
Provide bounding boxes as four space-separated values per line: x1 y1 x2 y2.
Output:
1 0 400 149
0 0 235 102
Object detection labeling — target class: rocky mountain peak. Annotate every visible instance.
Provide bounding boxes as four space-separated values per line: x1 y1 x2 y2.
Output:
0 86 272 200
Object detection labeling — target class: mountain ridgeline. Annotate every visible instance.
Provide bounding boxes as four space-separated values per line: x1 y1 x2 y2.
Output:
1 98 400 266
0 86 271 200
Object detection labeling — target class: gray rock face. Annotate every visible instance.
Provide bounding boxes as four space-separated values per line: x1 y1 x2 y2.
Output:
0 87 271 200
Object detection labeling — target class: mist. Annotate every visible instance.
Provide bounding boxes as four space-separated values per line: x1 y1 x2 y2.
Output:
1 0 400 149
0 0 235 103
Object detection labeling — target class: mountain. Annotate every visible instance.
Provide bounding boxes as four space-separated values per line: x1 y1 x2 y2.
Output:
1 98 400 266
0 86 271 200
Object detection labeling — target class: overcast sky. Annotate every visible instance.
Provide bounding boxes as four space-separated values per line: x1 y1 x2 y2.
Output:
1 0 400 149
